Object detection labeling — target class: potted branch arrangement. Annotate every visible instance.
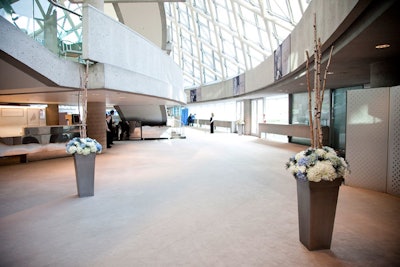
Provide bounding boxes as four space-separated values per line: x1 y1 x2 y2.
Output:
66 61 102 197
285 14 349 250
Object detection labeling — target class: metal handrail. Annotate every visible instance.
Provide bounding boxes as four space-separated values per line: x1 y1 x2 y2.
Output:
48 0 82 19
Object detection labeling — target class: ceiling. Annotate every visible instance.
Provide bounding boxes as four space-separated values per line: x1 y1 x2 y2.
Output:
0 0 399 107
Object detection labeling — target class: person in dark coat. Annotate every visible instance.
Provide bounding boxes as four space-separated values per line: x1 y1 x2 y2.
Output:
210 113 215 134
106 114 112 148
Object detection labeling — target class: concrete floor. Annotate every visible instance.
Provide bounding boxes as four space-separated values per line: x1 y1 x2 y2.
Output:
0 128 399 267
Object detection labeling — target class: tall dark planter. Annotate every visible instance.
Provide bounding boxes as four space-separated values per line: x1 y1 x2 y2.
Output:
73 153 96 197
296 178 344 250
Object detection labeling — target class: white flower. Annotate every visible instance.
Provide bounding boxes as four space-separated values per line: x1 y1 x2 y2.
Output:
90 145 97 153
82 147 91 155
307 161 337 182
315 148 327 158
67 146 77 154
66 137 102 155
286 146 349 182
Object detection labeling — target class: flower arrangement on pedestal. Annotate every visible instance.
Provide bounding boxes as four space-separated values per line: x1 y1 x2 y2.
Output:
284 13 350 251
285 13 349 179
66 137 102 155
286 146 348 182
66 60 101 197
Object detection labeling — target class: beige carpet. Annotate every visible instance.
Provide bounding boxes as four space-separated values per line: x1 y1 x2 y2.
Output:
0 128 399 267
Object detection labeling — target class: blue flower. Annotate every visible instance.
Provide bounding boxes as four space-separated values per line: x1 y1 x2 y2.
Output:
66 137 102 155
297 157 309 166
296 171 307 181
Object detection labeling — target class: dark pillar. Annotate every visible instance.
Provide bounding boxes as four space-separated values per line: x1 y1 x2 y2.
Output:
46 104 59 125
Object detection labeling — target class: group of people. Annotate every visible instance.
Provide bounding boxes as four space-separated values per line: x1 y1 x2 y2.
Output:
187 113 195 126
106 110 131 148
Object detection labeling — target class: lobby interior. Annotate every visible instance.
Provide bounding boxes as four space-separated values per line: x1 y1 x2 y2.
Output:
1 0 400 266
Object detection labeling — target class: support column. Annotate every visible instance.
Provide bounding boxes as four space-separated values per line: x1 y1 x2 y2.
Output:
370 58 400 87
87 102 107 150
44 10 58 54
46 104 59 125
243 99 251 135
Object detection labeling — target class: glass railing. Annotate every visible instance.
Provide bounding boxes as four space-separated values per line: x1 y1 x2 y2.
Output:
0 0 83 62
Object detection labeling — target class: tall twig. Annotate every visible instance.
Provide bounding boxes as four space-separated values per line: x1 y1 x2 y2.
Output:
312 14 319 148
307 13 334 148
79 60 89 139
305 50 314 148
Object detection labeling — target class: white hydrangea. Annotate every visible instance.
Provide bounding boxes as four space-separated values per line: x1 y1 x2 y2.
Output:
315 148 327 158
82 147 91 155
90 144 97 153
307 161 337 182
67 146 77 154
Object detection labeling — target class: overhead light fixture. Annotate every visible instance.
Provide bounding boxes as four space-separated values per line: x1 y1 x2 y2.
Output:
375 44 390 49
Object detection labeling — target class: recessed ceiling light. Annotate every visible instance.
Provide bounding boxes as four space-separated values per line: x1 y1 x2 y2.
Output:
375 44 390 49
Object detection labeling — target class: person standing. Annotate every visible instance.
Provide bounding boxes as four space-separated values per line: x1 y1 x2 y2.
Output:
187 114 192 126
210 113 215 134
108 110 115 144
106 114 112 148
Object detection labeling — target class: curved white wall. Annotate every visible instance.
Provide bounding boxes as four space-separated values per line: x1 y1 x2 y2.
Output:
82 4 185 104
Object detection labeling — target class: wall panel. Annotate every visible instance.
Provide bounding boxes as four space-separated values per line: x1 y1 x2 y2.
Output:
388 86 400 196
346 88 389 192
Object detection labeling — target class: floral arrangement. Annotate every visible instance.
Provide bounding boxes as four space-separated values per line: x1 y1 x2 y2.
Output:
286 146 349 182
66 137 102 155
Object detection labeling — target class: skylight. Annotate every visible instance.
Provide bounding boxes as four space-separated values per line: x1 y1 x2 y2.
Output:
165 0 310 88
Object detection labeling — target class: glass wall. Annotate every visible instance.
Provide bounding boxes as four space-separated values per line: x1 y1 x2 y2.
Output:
0 0 82 61
265 95 288 124
290 91 330 145
186 101 236 122
332 86 362 151
165 0 310 88
291 91 330 126
251 98 264 135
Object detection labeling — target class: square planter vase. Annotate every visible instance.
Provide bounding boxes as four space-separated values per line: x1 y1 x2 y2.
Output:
296 178 344 250
73 153 96 197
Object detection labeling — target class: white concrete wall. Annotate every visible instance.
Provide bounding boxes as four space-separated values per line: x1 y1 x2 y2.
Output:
82 5 185 104
290 0 358 72
0 16 82 88
0 106 46 137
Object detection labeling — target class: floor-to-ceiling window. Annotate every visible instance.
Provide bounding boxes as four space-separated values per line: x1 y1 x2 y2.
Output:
264 95 288 141
251 98 264 135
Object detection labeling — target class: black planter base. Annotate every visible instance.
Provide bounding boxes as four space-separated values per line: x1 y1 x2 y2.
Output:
73 153 96 197
296 178 344 250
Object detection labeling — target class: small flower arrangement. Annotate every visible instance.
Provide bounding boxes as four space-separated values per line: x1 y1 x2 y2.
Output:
286 146 349 182
66 137 102 155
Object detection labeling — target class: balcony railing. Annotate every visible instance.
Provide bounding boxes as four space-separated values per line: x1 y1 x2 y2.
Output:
0 0 82 62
